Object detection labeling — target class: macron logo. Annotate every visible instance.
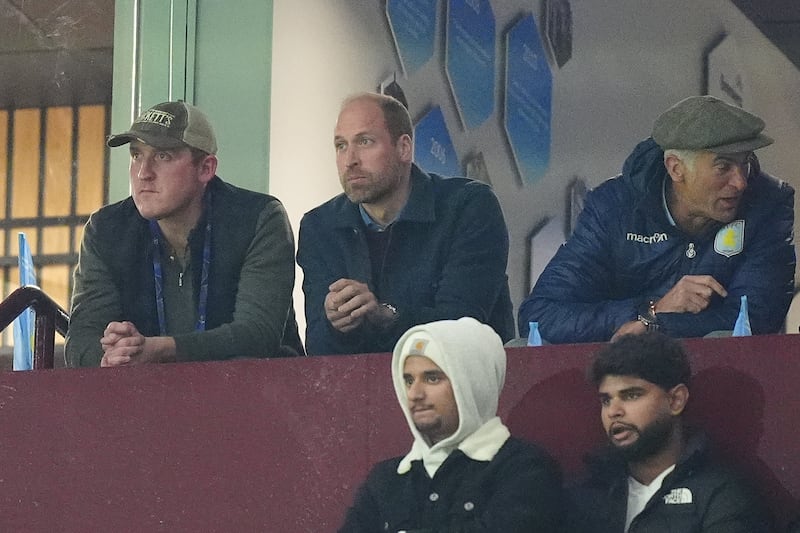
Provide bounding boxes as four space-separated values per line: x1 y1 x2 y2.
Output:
627 232 668 244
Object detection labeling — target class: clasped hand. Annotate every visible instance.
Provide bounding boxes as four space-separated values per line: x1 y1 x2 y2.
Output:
100 321 146 366
325 279 395 333
100 321 175 366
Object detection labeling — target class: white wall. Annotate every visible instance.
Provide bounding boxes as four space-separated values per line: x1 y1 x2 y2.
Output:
271 0 800 337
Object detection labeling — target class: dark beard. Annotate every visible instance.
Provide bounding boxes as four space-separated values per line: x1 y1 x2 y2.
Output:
610 415 674 463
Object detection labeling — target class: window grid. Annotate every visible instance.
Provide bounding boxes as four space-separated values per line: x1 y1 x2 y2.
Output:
1 105 110 347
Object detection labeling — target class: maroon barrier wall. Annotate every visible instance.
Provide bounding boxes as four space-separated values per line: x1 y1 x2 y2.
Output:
0 334 797 531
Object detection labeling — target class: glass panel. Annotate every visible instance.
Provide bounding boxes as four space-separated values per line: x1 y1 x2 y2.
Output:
39 264 70 311
0 110 7 220
43 107 74 217
77 105 107 215
11 109 41 219
0 2 112 357
42 226 70 256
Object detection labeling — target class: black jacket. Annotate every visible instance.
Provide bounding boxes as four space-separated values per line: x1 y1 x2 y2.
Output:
566 433 773 533
298 164 514 355
339 437 563 532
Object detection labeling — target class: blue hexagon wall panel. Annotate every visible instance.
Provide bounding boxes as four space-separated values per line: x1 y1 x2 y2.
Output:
414 106 460 177
445 0 496 129
503 14 553 186
386 0 439 75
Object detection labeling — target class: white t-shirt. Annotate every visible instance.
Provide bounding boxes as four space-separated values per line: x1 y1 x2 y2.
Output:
625 464 676 532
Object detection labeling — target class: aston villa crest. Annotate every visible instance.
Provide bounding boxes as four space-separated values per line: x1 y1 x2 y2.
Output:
714 220 745 257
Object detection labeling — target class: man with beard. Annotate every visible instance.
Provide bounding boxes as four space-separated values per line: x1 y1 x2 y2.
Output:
567 332 771 532
338 317 563 531
297 92 514 355
519 95 795 344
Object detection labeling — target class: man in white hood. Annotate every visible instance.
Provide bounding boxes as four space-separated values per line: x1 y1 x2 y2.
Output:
339 317 563 532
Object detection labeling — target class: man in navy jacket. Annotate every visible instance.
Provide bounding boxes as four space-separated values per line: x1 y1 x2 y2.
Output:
520 96 795 343
298 93 513 355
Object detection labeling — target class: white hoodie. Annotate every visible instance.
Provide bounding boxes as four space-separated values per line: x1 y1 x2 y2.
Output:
392 317 511 478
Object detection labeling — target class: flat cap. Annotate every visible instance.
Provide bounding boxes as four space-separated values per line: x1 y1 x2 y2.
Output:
652 95 773 153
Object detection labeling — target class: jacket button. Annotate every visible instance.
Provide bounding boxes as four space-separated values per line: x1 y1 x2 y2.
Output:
429 492 439 502
464 501 475 511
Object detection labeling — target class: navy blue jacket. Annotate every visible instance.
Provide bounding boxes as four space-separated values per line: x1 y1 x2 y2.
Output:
339 437 563 532
519 138 795 343
298 164 514 355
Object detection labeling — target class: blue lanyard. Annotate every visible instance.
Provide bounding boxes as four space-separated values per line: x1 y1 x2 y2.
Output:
149 193 213 335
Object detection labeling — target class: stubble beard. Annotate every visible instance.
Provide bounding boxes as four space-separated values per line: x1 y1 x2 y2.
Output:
343 174 389 205
610 415 674 463
341 159 404 206
414 418 441 434
414 416 449 445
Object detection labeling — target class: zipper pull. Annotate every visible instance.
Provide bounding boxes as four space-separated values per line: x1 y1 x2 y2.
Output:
685 243 696 258
179 272 184 287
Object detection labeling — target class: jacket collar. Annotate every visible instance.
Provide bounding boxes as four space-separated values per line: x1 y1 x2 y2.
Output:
587 429 710 488
398 163 436 223
622 138 667 196
332 163 436 229
397 416 510 478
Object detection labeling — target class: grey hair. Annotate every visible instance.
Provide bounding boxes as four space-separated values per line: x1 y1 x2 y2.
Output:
664 149 700 173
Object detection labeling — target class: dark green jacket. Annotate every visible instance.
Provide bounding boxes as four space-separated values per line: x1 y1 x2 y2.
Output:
66 177 302 366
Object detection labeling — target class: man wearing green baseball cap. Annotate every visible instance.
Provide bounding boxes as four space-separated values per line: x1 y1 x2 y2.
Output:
66 101 304 366
519 95 795 343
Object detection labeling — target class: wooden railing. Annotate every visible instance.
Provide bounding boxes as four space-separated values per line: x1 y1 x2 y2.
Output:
0 285 69 369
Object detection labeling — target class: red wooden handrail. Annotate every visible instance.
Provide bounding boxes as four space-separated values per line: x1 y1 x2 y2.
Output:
0 285 69 369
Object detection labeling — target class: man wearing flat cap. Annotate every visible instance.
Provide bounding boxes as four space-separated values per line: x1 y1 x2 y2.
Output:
519 95 795 343
66 101 303 366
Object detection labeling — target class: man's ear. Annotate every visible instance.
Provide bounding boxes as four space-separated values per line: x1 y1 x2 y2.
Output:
664 155 685 183
668 384 689 415
199 154 218 183
396 133 413 164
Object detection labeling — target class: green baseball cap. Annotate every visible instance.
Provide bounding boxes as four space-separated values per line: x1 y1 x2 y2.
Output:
107 101 217 154
652 95 773 153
